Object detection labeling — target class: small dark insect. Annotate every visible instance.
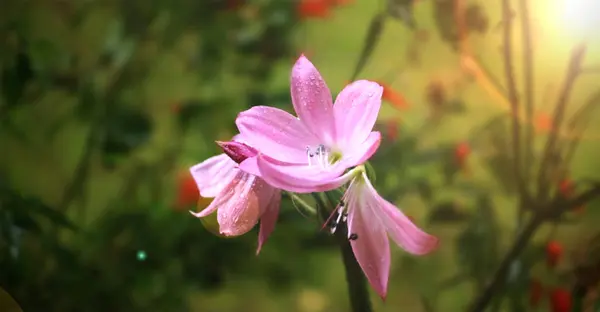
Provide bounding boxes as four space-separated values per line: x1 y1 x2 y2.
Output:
349 233 358 241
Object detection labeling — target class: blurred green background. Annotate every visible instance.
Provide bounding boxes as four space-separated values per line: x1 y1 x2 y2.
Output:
1 0 600 311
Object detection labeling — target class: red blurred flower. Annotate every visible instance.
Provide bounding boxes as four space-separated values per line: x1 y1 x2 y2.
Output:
327 0 354 6
546 240 563 268
454 141 471 175
385 119 400 141
558 178 585 214
173 171 212 212
550 288 572 312
535 112 553 134
529 278 544 307
297 0 331 19
377 81 410 111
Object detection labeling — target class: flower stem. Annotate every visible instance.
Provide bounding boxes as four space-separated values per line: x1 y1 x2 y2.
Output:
335 229 373 312
467 215 543 312
314 191 372 312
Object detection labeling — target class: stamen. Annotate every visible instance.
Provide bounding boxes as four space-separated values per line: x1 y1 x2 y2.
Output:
306 146 313 166
349 233 358 241
330 206 345 234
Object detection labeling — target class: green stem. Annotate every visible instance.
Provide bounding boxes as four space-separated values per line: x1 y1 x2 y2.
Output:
335 228 373 312
315 192 373 312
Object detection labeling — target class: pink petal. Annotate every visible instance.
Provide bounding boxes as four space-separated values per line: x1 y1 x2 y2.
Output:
291 56 336 143
236 106 318 163
343 131 381 167
346 183 391 299
190 154 237 198
251 154 353 193
256 190 281 255
334 80 383 148
362 172 439 255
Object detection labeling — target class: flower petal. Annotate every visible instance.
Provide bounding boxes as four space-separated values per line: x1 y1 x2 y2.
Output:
343 131 381 166
190 154 237 198
256 190 281 255
362 172 439 255
291 56 336 143
236 106 318 163
249 154 353 193
215 171 264 236
334 80 383 148
346 180 391 299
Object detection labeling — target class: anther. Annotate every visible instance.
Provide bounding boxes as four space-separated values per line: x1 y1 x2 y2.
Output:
330 206 345 234
349 233 358 241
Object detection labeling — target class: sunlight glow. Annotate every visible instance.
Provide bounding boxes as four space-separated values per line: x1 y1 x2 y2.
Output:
555 0 597 37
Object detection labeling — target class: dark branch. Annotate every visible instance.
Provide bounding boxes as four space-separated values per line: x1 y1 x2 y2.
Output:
519 0 534 186
536 44 586 201
501 0 526 202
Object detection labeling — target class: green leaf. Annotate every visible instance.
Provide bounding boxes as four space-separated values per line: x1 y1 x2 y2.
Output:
102 108 153 164
1 51 34 108
428 201 470 223
350 12 386 81
386 0 417 29
364 161 376 184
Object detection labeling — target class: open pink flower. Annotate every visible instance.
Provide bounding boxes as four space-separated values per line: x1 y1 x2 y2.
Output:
326 170 439 299
235 55 382 193
189 137 280 254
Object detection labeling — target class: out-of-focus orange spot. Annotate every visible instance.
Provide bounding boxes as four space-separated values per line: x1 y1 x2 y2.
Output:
385 119 400 141
546 240 563 268
549 288 571 312
377 81 410 110
297 0 331 19
558 178 585 214
535 112 553 134
454 141 471 175
174 171 212 212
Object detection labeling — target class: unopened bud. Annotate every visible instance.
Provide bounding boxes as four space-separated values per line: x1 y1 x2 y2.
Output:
217 140 258 164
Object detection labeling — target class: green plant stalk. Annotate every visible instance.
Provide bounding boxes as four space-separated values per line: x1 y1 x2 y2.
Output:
314 192 373 312
335 229 373 312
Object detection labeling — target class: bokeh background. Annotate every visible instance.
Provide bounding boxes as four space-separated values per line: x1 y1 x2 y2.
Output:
1 0 600 311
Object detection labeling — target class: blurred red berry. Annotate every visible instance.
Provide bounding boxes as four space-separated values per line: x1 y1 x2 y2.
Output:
550 288 571 312
385 119 400 141
297 0 331 19
377 81 410 110
529 278 544 307
174 171 200 210
558 178 585 214
546 240 563 268
559 179 573 197
454 141 471 175
535 112 553 134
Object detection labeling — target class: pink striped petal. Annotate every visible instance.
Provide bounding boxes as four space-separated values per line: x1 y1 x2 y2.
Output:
190 154 237 198
362 172 439 255
343 131 381 167
256 190 281 255
248 154 354 193
334 80 383 148
237 106 318 163
291 56 336 144
346 184 391 299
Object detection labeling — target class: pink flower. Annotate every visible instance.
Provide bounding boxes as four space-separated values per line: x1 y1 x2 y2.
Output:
189 137 280 255
326 169 439 299
235 55 382 193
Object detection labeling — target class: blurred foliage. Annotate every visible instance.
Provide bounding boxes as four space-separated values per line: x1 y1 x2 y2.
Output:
2 0 600 311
